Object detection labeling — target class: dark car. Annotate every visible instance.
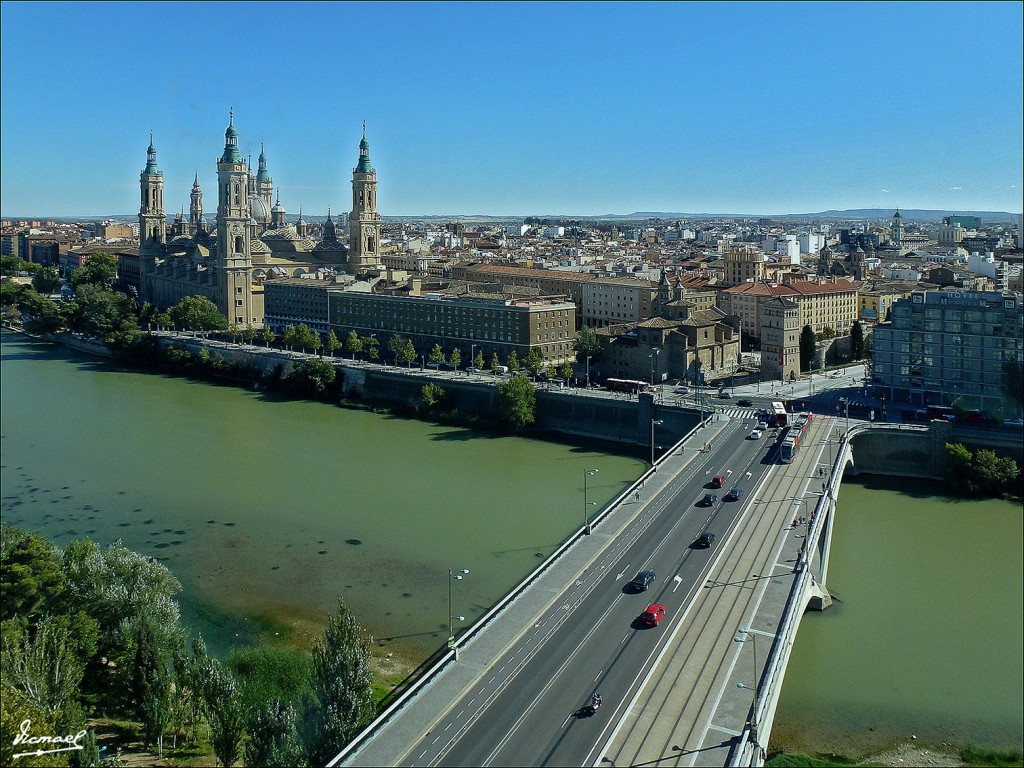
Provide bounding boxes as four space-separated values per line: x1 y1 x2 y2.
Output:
629 570 656 591
694 531 716 548
699 493 717 507
640 603 667 626
718 391 732 399
725 486 743 501
737 399 753 407
439 362 456 371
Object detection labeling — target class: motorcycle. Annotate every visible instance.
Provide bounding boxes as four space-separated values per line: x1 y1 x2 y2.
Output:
578 693 603 717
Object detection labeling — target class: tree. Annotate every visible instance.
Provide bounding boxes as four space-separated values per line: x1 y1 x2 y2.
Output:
0 684 60 768
496 374 536 431
324 330 341 358
507 350 519 372
0 528 65 621
31 267 60 295
344 331 363 360
0 617 86 717
818 326 837 340
474 350 485 370
168 295 228 334
558 361 575 381
225 646 312 720
489 352 500 373
227 323 240 343
449 347 462 370
308 328 322 356
523 348 544 379
205 659 247 768
65 284 136 340
282 325 299 351
243 324 257 345
850 321 864 360
246 700 307 768
421 383 449 412
260 326 276 347
132 621 172 756
361 335 379 361
302 599 374 766
286 358 337 398
69 252 117 289
572 326 602 363
397 338 416 367
799 325 816 372
428 344 445 366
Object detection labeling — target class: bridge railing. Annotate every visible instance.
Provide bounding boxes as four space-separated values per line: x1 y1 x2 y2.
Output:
328 421 708 766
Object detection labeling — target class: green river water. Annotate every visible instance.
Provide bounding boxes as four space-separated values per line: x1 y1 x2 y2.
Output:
2 331 1021 755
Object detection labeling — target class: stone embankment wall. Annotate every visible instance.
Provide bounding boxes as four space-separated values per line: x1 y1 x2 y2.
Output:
848 422 950 479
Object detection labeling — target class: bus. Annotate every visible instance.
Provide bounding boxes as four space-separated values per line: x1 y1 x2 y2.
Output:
769 402 788 427
605 378 651 395
779 412 814 463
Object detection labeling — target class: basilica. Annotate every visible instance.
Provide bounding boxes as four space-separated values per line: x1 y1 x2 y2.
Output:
137 113 382 327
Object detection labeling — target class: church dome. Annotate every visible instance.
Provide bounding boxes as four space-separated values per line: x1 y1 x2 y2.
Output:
249 195 270 221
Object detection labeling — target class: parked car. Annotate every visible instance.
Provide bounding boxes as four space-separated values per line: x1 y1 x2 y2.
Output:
629 570 656 592
737 399 753 407
694 531 716 548
725 486 743 501
640 603 667 626
699 493 717 507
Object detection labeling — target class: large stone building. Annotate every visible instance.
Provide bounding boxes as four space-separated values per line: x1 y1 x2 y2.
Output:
759 297 800 382
719 277 859 341
871 290 1023 415
136 114 383 327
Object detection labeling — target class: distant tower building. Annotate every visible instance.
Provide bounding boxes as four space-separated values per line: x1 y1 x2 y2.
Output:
189 173 203 233
215 111 255 327
890 209 905 247
296 207 307 237
817 243 832 277
270 189 286 229
255 143 273 209
349 122 381 271
138 132 166 298
760 297 800 382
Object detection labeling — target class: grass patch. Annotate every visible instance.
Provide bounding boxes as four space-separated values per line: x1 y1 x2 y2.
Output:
766 752 858 767
960 743 1024 767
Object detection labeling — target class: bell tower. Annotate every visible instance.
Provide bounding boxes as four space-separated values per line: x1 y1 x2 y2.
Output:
189 172 203 233
255 142 273 209
216 111 255 327
349 122 381 272
138 131 166 299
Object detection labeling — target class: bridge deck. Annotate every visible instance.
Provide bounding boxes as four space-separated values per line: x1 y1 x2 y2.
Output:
600 417 836 767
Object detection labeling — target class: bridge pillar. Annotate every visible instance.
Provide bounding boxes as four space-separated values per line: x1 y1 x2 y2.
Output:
808 580 832 611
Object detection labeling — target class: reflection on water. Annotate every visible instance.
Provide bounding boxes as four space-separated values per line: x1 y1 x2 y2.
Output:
0 332 644 658
771 473 1023 756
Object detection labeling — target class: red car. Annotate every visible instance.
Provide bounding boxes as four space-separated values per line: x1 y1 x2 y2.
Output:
710 475 726 489
640 603 667 626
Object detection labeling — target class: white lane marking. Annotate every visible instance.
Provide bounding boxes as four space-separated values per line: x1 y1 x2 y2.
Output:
672 574 683 592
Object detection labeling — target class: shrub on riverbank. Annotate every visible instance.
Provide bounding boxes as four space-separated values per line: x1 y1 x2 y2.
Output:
944 442 1022 499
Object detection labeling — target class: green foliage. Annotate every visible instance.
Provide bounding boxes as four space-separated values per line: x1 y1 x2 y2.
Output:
421 383 450 412
397 338 416 367
945 442 1021 497
799 325 816 372
818 326 837 340
558 361 575 381
246 700 308 768
572 325 602 362
0 684 65 767
260 326 276 346
361 334 379 361
960 743 1024 767
474 350 485 370
850 321 864 360
507 350 519 372
225 646 313 719
428 344 445 365
523 348 544 377
0 527 64 621
15 288 65 334
449 347 461 369
243 324 258 345
324 329 341 357
204 658 247 768
1 254 38 275
67 728 99 768
132 621 172 754
168 295 228 333
0 616 86 717
286 358 337 398
302 598 374 765
345 330 363 359
496 374 536 431
490 351 500 372
32 267 60 295
68 252 117 289
65 284 136 340
387 334 406 363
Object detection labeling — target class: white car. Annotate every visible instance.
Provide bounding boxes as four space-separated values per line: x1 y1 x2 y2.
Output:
747 430 762 440
1004 418 1024 427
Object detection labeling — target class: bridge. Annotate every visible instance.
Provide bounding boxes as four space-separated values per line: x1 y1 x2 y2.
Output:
324 408 933 767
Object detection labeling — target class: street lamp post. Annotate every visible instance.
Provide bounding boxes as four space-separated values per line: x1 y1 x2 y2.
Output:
651 419 663 468
734 628 760 753
470 344 476 374
583 468 598 534
649 347 661 387
586 355 592 389
448 568 470 658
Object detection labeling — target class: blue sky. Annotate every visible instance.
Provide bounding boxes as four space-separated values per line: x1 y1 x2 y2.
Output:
2 1 1021 218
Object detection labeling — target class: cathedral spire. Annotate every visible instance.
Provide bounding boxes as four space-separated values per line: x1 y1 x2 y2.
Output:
356 123 374 174
220 110 242 163
144 131 161 175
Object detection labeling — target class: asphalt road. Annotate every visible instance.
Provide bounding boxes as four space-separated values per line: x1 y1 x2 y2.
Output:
401 415 771 767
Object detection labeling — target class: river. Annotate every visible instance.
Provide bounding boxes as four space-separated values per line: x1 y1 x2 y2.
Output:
0 331 644 659
770 472 1023 757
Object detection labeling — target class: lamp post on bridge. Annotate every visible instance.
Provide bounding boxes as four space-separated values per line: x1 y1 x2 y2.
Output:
583 468 598 534
448 568 469 659
734 628 762 757
650 419 663 468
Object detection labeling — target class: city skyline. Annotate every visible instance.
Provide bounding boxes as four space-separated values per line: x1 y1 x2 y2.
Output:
1 1 1021 218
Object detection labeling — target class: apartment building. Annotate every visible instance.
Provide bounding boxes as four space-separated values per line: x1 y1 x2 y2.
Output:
582 276 659 327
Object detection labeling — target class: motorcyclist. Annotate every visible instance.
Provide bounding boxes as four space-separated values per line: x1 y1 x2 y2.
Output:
592 693 602 709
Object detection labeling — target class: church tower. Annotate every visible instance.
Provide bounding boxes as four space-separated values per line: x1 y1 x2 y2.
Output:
349 123 381 272
189 173 203 233
138 132 166 299
270 190 286 229
890 209 905 247
255 143 273 209
216 111 255 327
